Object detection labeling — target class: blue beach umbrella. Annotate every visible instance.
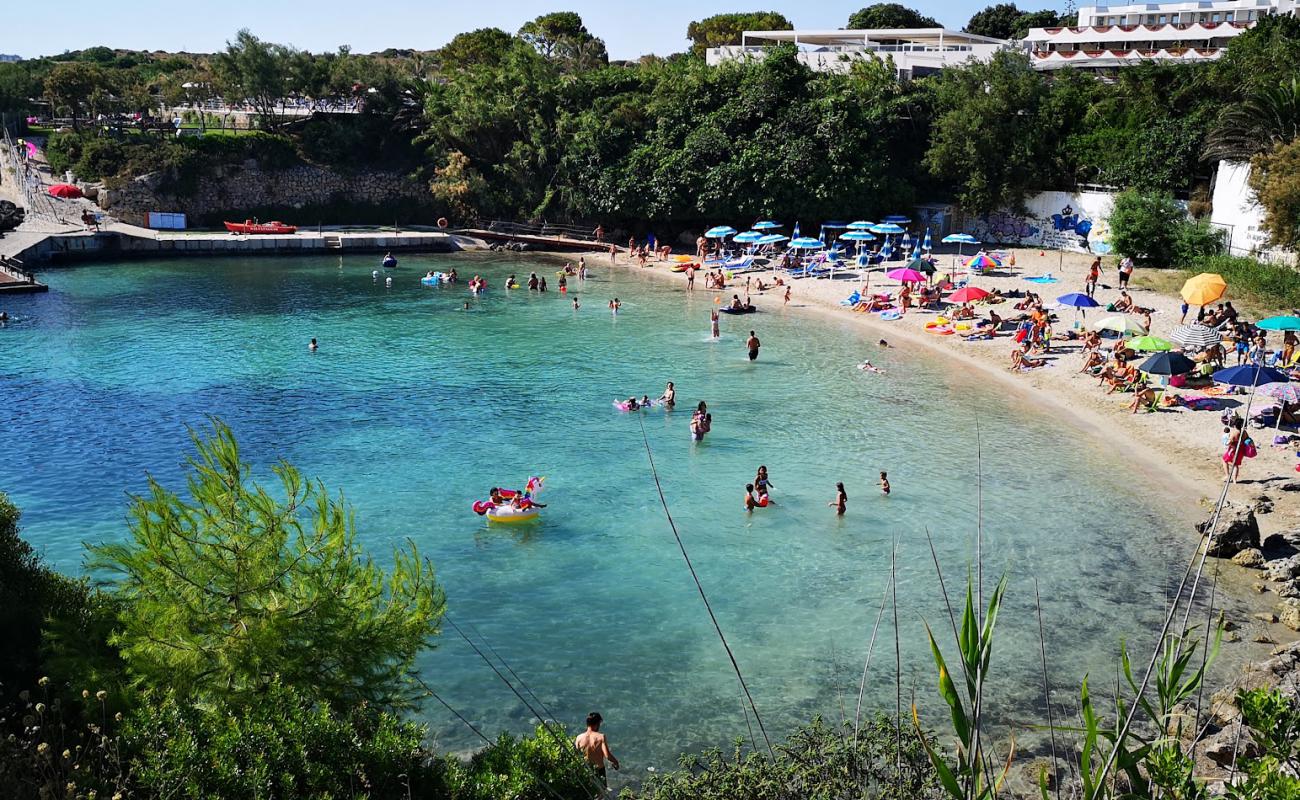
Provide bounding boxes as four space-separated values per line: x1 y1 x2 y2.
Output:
901 231 912 253
792 222 801 239
1057 292 1101 308
756 234 788 245
705 225 737 238
942 233 980 245
1213 365 1290 386
847 220 876 230
840 231 877 241
732 231 764 243
883 215 911 224
922 229 932 252
1257 315 1300 331
752 220 782 230
789 237 825 249
880 237 894 260
822 220 849 229
870 223 905 235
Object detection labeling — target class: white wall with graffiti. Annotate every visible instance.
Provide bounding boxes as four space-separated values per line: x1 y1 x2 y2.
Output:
915 190 1119 255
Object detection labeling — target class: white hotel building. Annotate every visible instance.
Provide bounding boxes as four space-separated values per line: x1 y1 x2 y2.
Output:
704 29 1008 79
1025 0 1298 70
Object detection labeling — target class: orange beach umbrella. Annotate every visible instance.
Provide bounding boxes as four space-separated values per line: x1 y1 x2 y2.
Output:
1180 273 1227 306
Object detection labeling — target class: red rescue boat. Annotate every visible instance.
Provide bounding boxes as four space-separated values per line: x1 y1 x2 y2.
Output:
223 219 298 235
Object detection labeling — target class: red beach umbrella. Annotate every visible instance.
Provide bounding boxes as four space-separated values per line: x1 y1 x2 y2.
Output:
48 183 83 199
947 286 990 303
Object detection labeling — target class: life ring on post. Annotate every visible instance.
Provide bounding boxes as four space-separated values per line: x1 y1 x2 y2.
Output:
437 217 449 229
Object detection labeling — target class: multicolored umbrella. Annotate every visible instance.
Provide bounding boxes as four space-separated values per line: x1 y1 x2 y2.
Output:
1181 273 1228 306
1256 315 1300 331
886 268 926 283
948 286 990 303
1257 382 1300 404
1093 315 1147 335
1127 336 1174 352
704 226 737 238
965 253 1001 270
1168 324 1221 350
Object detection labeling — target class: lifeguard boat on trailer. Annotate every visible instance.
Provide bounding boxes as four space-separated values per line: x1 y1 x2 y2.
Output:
224 219 298 235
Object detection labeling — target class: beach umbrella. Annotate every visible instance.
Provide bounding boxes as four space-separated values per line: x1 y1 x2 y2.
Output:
732 231 763 243
847 221 876 230
1214 364 1289 387
752 221 782 230
1127 336 1174 352
948 286 990 303
906 256 935 276
1256 315 1300 331
704 225 737 238
942 233 980 245
1057 292 1100 309
1093 315 1147 335
792 222 801 239
789 237 825 249
1258 382 1300 403
879 237 894 260
901 232 912 257
870 223 906 235
1139 351 1195 375
1258 381 1300 430
48 183 82 199
1168 323 1221 350
1181 273 1228 306
922 229 933 252
822 221 849 229
840 231 877 241
883 215 911 224
965 253 1001 270
886 268 926 283
756 234 789 245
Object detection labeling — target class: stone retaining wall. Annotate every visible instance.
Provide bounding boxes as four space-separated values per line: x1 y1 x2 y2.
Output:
97 162 433 227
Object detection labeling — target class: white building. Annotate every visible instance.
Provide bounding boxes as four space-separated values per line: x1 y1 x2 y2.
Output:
1025 0 1298 70
705 29 1008 79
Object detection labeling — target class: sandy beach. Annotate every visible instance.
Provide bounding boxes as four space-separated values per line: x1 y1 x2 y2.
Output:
566 243 1300 654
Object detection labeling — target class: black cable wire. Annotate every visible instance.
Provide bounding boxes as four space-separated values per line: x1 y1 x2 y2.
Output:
636 414 775 758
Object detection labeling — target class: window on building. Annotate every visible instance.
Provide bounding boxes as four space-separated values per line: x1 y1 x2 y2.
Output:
1212 12 1221 21
1159 14 1167 23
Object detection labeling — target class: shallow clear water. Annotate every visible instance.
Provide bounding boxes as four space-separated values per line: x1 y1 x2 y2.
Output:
1 253 1211 780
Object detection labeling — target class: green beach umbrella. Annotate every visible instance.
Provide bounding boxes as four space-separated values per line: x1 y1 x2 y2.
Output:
1127 336 1174 352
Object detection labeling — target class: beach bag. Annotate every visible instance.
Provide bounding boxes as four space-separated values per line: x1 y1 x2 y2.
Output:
1169 374 1187 388
1243 439 1258 459
1015 328 1028 343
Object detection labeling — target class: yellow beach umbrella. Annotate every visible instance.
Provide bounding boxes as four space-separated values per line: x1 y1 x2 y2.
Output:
1181 273 1227 306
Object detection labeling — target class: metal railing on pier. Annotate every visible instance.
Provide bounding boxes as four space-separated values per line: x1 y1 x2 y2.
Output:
0 127 66 224
470 218 605 243
0 255 39 285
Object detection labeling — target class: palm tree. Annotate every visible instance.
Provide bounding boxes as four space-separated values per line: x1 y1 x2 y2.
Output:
1203 77 1300 163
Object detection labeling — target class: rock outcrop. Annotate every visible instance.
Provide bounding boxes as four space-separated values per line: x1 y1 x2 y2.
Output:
1199 502 1260 558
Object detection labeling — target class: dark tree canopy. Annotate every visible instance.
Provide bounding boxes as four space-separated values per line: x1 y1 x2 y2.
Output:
517 11 609 69
686 12 794 56
847 4 941 30
435 27 518 70
965 3 1024 39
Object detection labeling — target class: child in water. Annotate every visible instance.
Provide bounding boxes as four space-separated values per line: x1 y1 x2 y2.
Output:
744 484 758 513
829 482 847 515
879 471 890 495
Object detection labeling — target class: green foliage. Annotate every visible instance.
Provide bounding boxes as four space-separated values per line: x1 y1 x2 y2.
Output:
965 4 1026 40
1012 9 1068 39
627 716 942 800
1205 77 1300 164
0 493 96 698
88 418 446 711
517 12 608 70
43 61 114 128
1190 255 1300 310
215 29 293 128
1211 14 1300 97
848 3 940 29
1172 219 1226 265
44 129 300 189
435 28 519 70
1225 689 1300 800
1108 189 1187 266
1251 136 1300 249
449 724 602 800
686 12 794 56
127 683 444 800
925 50 1082 212
0 62 40 113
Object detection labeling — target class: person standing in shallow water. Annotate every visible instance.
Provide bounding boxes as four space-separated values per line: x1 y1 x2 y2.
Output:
829 482 847 515
308 338 318 352
746 330 760 361
575 712 619 788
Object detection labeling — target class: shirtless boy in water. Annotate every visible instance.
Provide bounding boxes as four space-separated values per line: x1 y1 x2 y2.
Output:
575 712 620 787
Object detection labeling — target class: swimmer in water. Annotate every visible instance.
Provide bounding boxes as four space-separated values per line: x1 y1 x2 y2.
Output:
659 381 675 408
309 337 318 352
744 484 758 513
573 297 580 310
829 482 847 515
463 301 470 310
878 339 889 348
385 276 393 287
710 309 720 339
609 298 621 312
879 471 891 495
857 360 885 374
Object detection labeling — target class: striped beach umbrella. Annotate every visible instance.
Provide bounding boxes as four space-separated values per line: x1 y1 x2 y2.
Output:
840 231 877 241
965 253 1001 270
922 229 932 251
789 237 825 249
847 221 876 230
732 231 764 243
879 237 894 260
705 225 737 238
792 222 801 239
752 220 782 230
756 234 788 245
870 223 906 235
883 215 911 224
1168 324 1221 350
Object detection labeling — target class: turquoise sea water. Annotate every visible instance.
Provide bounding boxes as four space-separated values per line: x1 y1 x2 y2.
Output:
1 252 1217 780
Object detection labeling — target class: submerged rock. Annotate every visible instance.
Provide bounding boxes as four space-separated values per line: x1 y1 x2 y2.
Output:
1199 503 1260 558
1232 548 1267 568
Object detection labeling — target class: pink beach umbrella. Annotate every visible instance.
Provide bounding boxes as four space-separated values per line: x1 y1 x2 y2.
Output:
886 268 926 283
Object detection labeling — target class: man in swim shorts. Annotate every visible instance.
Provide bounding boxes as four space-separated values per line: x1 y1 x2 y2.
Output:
575 712 619 788
746 331 760 361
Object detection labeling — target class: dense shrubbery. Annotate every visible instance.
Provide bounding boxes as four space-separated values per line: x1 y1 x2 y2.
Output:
1190 254 1300 309
1108 189 1224 268
46 129 300 189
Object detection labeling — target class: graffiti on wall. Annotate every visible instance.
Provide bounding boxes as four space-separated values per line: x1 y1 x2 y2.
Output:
961 202 1113 255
